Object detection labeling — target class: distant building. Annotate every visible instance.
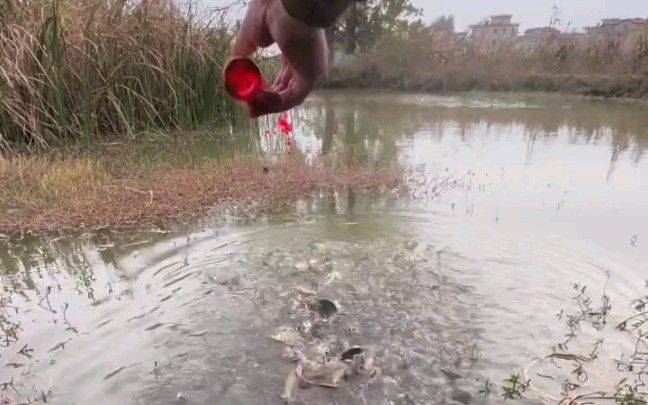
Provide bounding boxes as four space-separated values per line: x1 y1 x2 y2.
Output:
453 32 468 42
584 18 648 52
559 32 591 48
430 30 454 45
516 27 560 51
452 32 468 47
468 15 520 52
457 14 647 55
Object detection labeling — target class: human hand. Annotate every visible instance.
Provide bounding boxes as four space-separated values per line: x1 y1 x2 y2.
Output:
229 0 330 118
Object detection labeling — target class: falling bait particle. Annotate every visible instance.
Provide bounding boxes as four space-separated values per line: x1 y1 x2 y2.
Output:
277 113 293 135
276 113 295 148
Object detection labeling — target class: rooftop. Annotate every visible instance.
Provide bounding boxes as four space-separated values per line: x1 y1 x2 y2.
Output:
524 27 561 35
585 17 648 30
469 14 518 28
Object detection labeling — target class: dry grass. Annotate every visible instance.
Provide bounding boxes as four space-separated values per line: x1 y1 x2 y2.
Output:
0 154 110 211
326 28 648 99
0 0 277 153
0 143 405 233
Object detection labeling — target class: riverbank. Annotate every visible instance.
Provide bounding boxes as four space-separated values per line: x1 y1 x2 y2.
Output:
0 139 405 235
323 29 648 100
323 70 648 100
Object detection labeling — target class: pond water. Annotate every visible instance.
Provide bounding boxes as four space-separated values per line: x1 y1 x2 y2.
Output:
1 91 648 404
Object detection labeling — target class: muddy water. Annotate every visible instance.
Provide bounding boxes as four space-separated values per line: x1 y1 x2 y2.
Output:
2 91 648 404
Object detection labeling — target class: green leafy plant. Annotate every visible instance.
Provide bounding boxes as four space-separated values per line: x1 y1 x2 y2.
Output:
501 373 531 400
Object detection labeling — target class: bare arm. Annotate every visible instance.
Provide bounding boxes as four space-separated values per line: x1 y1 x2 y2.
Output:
230 0 363 117
281 0 365 28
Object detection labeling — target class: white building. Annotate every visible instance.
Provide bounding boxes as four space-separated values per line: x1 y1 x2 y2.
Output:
468 15 519 52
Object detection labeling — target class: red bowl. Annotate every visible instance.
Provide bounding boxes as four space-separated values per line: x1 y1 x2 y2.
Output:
223 57 264 102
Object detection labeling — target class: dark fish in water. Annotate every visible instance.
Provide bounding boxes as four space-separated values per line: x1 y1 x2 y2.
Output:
341 347 363 362
307 298 338 318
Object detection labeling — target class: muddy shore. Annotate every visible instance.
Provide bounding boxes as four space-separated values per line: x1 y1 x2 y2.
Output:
0 159 404 235
0 143 405 235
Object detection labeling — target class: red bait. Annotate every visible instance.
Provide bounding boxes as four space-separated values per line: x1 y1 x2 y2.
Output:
223 57 264 102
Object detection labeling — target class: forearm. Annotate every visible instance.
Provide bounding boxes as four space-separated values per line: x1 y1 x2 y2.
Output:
281 0 365 28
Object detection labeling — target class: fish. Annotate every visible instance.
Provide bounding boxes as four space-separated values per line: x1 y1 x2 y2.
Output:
271 326 303 346
280 364 301 404
298 360 349 388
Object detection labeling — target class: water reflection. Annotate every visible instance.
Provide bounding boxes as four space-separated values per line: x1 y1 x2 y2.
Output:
300 91 648 175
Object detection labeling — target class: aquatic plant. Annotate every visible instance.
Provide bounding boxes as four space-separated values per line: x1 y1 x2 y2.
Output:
0 295 20 348
480 271 648 404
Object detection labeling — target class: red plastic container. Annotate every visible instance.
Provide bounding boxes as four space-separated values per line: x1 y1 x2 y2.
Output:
223 57 264 102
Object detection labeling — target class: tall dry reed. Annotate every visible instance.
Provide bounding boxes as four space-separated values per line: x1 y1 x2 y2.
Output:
327 27 648 96
0 0 272 152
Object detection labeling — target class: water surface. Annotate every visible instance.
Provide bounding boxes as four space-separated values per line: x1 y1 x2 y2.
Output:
1 91 648 404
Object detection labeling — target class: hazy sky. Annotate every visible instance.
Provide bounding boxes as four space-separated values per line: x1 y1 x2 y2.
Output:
211 0 645 32
412 0 645 32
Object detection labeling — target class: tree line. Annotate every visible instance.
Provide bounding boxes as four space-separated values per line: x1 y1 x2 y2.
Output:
323 1 455 56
